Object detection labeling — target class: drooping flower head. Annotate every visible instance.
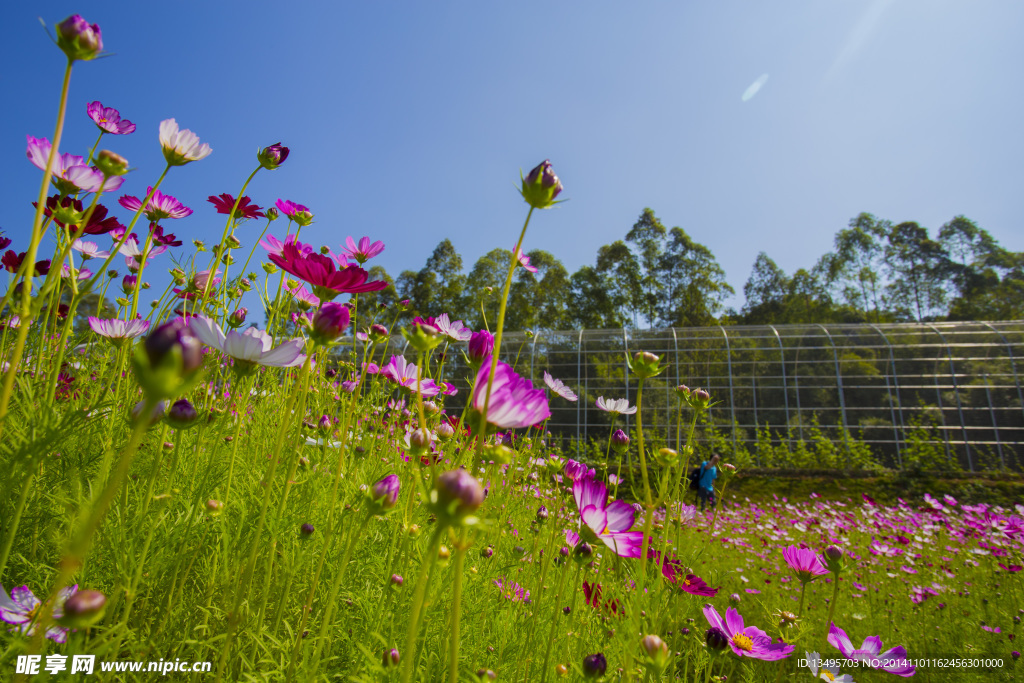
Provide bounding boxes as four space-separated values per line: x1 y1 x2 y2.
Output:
702 604 794 661
208 194 265 220
86 101 135 135
269 242 387 302
119 187 192 221
470 357 551 429
189 316 305 375
340 236 385 265
782 545 830 584
275 199 313 227
827 623 915 677
567 473 644 558
512 244 539 273
543 371 577 401
596 396 637 416
159 119 212 166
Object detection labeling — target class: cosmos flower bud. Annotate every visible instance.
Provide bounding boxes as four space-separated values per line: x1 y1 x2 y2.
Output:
300 523 315 539
317 415 333 434
430 469 484 526
675 384 691 399
477 669 497 681
555 664 569 677
705 626 729 652
59 589 107 628
640 635 670 671
689 388 712 410
408 427 432 456
655 447 678 467
403 322 443 353
536 505 549 522
823 545 845 574
481 546 494 559
383 648 400 667
130 399 167 428
206 499 224 514
573 542 594 563
467 329 493 368
262 262 278 274
122 274 137 294
265 206 279 221
629 351 663 379
228 308 247 329
368 324 389 343
728 593 741 607
258 142 290 170
95 150 129 177
391 574 404 587
611 429 630 452
438 545 451 562
311 302 351 345
368 474 401 514
165 398 199 429
483 443 513 465
436 421 455 440
520 160 564 210
134 319 203 399
56 15 103 62
581 653 606 678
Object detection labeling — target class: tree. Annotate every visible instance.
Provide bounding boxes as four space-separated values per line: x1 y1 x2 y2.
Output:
821 213 890 320
568 266 624 329
395 239 466 320
657 227 733 327
507 250 571 331
595 241 643 327
939 216 1024 320
883 221 948 322
741 252 789 324
462 248 513 331
625 208 667 326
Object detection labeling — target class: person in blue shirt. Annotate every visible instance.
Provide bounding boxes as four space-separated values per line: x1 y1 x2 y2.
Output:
697 454 720 512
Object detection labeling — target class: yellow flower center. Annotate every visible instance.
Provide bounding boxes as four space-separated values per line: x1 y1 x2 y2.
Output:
684 579 692 586
731 634 753 651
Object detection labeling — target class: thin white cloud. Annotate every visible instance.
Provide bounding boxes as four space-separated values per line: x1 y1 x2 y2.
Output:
742 74 770 102
824 0 897 82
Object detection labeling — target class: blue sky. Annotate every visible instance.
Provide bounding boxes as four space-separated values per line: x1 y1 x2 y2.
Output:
2 1 1022 315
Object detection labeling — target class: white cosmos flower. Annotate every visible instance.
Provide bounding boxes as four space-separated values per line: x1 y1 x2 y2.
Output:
189 316 305 368
595 396 637 415
159 119 212 166
543 371 578 402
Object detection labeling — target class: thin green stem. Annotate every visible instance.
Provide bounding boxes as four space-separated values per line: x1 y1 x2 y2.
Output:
400 525 446 683
447 533 467 683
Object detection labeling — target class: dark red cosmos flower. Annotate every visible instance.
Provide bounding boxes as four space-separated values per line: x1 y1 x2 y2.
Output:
582 581 623 616
37 195 124 235
269 242 388 302
3 251 50 276
208 193 265 220
0 235 10 250
150 224 182 248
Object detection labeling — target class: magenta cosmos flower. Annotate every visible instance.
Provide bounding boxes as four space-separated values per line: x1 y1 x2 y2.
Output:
86 101 136 135
189 316 305 371
208 193 264 220
782 545 829 584
88 317 151 344
679 574 720 597
512 244 539 273
828 623 915 677
275 199 313 227
260 234 314 258
703 604 794 661
471 357 551 429
596 396 637 415
341 236 385 264
119 187 192 221
159 119 212 166
543 371 577 401
269 242 388 302
0 583 78 643
567 473 644 558
381 355 441 397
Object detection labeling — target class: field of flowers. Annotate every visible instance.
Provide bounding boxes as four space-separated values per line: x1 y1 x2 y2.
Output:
1 14 1022 682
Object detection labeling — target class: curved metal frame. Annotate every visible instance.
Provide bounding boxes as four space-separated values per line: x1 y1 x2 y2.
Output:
980 321 1024 421
718 325 739 458
926 323 972 472
767 325 791 447
815 324 851 463
868 323 905 469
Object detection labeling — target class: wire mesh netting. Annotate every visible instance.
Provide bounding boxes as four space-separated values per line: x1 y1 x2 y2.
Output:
434 321 1024 472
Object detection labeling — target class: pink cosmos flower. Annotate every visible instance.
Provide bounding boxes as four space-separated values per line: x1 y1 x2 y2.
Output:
703 604 794 660
543 371 577 401
564 459 595 482
493 578 530 603
827 623 915 676
72 239 109 260
119 187 192 221
381 355 441 397
117 234 169 262
0 583 78 643
285 282 321 309
512 244 539 273
192 270 221 291
679 574 720 597
567 473 644 558
471 357 551 429
432 313 472 342
275 199 313 226
26 135 124 194
269 242 388 302
260 234 314 258
88 317 150 343
189 316 306 370
782 546 829 583
86 101 136 135
341 236 385 264
910 585 937 604
61 264 92 281
596 396 637 415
